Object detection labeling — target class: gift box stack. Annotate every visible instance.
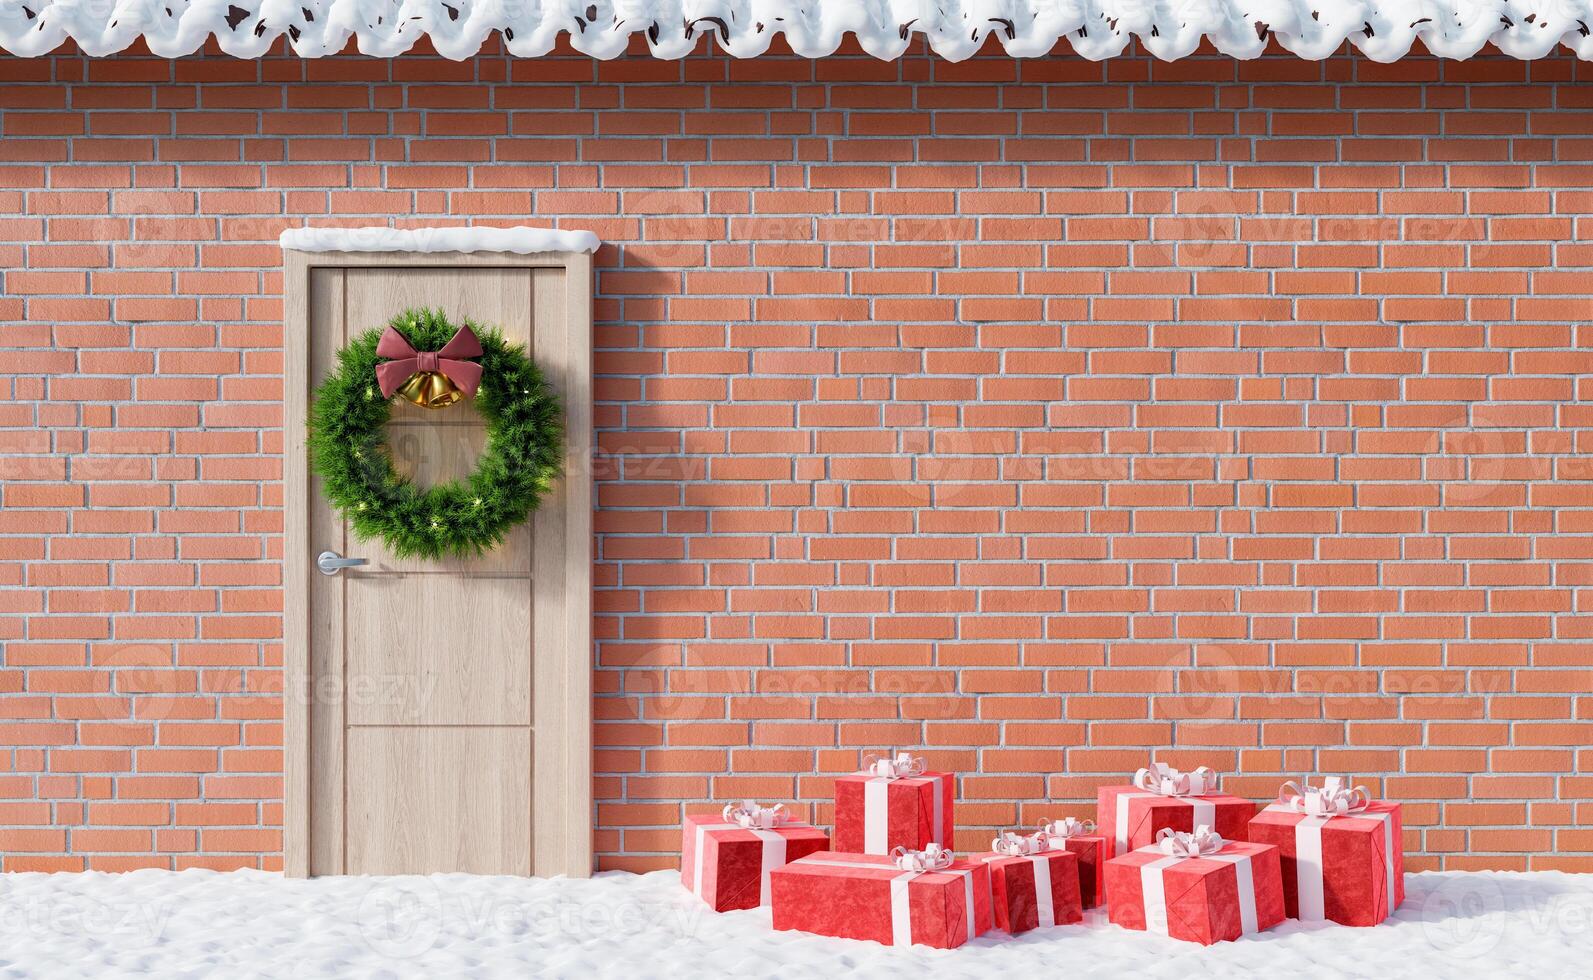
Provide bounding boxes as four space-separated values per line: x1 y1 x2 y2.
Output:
1098 762 1406 944
770 752 995 949
680 753 1406 950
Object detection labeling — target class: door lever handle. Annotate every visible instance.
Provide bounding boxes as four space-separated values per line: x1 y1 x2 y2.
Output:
317 550 369 576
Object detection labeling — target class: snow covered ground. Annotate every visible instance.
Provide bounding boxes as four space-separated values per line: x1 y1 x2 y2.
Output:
0 867 1587 978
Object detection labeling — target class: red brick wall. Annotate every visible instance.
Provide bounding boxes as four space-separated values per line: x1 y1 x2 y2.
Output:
2 39 1591 874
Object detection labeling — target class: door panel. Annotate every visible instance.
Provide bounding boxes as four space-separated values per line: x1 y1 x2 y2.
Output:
346 727 532 876
345 574 532 725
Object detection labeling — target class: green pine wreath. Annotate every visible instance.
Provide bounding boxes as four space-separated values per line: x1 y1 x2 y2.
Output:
307 308 563 560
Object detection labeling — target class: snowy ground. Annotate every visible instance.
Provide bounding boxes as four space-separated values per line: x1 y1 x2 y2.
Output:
0 868 1587 978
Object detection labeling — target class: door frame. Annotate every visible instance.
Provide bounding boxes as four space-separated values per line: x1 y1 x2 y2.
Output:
280 246 593 877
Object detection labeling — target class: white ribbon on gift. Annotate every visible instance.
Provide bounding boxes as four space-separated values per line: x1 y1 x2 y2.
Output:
1277 776 1370 817
990 831 1055 856
859 751 943 855
1114 761 1221 855
985 831 1060 928
690 801 790 907
1038 817 1096 843
800 845 980 947
1156 826 1225 858
892 842 955 872
1137 827 1258 938
1134 761 1221 797
1267 777 1395 922
724 800 787 830
863 751 927 779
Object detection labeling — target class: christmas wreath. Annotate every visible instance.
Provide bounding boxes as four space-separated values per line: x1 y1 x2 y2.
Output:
307 308 563 560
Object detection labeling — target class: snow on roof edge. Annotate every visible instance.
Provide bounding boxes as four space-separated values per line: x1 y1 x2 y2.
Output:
279 226 602 255
6 1 1593 64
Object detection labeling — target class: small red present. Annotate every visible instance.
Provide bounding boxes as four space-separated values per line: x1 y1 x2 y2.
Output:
974 832 1084 934
832 751 954 855
1039 817 1108 908
1105 827 1285 946
681 802 830 911
1098 761 1254 857
770 845 992 949
1247 777 1404 926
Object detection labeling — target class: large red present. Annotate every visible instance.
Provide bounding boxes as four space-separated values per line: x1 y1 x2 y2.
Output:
975 832 1083 934
1104 827 1285 946
1247 777 1404 926
1098 761 1253 857
770 846 992 949
832 752 954 855
1039 817 1108 908
681 802 830 911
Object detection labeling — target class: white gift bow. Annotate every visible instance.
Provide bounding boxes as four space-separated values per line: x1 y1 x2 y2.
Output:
722 800 786 830
1039 817 1096 841
1134 760 1220 797
1155 825 1225 858
891 843 955 873
991 831 1056 856
1276 776 1370 817
862 751 927 779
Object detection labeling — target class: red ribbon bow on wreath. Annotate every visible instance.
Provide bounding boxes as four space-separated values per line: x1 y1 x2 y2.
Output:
374 323 484 399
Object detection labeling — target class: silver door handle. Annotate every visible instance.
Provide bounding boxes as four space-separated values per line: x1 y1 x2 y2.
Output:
317 550 368 576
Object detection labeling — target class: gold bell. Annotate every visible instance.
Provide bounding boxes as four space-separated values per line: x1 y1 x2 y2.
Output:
395 371 464 410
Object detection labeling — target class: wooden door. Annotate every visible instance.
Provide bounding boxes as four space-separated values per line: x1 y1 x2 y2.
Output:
282 251 592 877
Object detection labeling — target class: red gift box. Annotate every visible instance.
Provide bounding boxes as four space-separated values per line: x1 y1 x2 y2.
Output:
1039 818 1107 908
975 834 1084 934
833 752 954 855
1247 778 1404 926
1099 763 1253 857
770 847 992 949
1105 829 1285 946
681 804 830 912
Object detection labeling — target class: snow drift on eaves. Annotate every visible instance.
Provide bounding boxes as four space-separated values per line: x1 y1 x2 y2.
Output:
3 0 1592 63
